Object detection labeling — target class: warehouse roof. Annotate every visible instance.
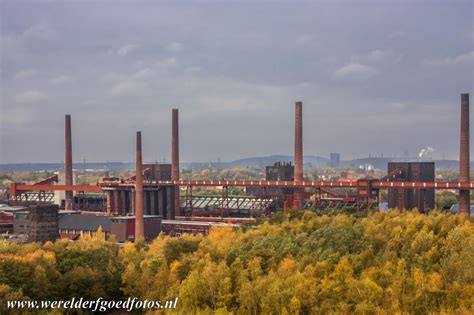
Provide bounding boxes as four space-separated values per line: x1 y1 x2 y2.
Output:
110 215 161 220
58 213 110 232
0 206 29 212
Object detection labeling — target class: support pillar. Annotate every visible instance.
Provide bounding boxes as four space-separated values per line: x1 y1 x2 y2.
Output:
122 191 127 214
158 188 164 217
113 190 120 215
417 189 426 214
117 191 123 215
146 191 152 215
170 187 175 219
150 190 156 215
130 190 135 214
106 191 114 216
397 189 405 211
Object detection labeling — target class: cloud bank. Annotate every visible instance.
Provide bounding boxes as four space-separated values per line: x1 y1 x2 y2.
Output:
1 1 473 163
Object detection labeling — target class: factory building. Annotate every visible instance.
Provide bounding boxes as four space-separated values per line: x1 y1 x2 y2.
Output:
110 215 162 242
143 163 171 181
387 162 435 212
161 219 239 236
266 162 295 181
103 163 176 219
12 208 162 242
245 162 294 210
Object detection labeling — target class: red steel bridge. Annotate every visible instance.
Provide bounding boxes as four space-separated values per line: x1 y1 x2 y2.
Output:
9 179 474 196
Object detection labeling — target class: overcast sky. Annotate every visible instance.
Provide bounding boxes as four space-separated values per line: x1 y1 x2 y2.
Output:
1 0 473 164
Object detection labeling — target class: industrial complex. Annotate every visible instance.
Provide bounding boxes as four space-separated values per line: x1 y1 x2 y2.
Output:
1 94 472 242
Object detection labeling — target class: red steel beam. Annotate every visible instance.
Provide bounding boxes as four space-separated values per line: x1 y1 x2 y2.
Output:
11 175 60 195
12 180 474 197
33 174 59 185
153 179 474 190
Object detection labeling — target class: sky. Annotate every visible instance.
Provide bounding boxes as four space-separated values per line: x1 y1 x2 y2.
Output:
1 0 473 164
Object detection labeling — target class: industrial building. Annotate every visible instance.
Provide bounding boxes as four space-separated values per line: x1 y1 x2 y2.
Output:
4 94 472 242
103 163 176 218
12 208 163 242
161 219 239 236
387 162 435 212
0 205 28 233
9 207 237 242
109 215 162 242
245 162 294 210
13 209 109 239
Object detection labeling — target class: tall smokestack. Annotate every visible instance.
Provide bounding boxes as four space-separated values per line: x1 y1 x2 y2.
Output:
64 115 73 210
171 108 180 215
294 101 303 208
135 131 145 240
459 93 470 216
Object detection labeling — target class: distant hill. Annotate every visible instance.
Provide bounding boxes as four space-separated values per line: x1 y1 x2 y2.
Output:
0 162 132 172
0 158 470 172
184 155 330 169
340 158 471 171
341 158 394 170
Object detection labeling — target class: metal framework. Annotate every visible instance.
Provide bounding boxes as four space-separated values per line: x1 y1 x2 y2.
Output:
8 180 474 199
154 180 474 190
181 195 274 212
8 191 55 203
304 199 378 211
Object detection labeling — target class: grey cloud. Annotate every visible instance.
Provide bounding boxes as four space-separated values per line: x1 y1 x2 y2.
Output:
49 75 74 86
333 63 377 80
108 80 148 98
422 51 474 67
166 42 183 52
117 44 139 57
1 1 473 163
388 31 405 39
14 90 48 104
14 69 37 80
132 68 155 80
21 22 57 42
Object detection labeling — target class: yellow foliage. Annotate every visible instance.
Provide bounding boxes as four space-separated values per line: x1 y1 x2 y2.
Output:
277 256 297 278
427 272 444 291
0 211 472 314
22 249 56 265
207 226 235 243
289 296 301 315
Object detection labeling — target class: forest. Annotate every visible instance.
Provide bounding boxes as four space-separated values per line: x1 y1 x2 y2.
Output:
0 210 473 314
